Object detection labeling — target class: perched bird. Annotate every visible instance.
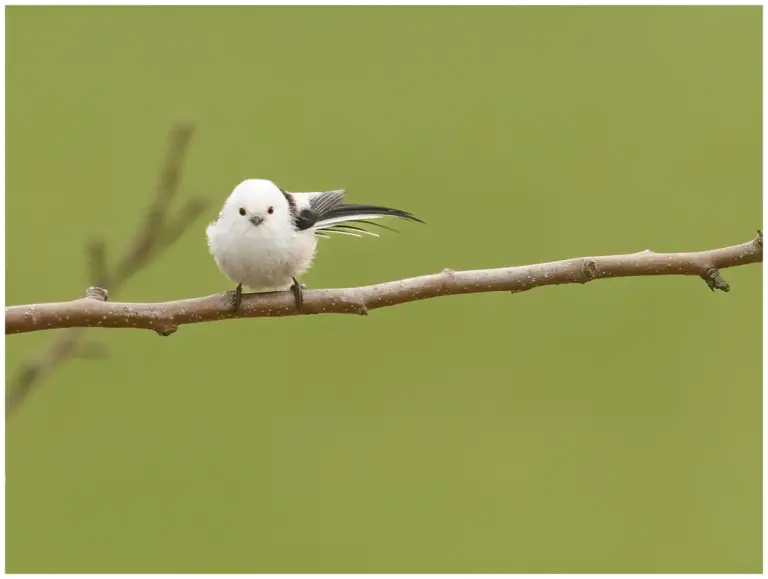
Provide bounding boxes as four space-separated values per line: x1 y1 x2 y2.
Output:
206 179 424 311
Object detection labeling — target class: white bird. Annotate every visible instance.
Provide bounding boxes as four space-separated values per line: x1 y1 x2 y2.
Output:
206 179 424 311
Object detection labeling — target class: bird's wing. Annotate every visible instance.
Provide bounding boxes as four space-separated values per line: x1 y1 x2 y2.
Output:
288 190 424 239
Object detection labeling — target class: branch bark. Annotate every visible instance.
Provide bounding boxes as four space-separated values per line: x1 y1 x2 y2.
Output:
6 231 763 337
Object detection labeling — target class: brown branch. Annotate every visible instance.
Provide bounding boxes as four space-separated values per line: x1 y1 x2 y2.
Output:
6 123 207 418
6 231 762 338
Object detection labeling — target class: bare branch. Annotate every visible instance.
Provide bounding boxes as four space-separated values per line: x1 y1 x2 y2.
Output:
6 123 206 418
6 232 762 338
6 328 85 417
155 198 209 254
111 123 197 287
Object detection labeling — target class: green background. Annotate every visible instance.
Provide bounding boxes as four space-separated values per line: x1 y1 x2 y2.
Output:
5 6 762 573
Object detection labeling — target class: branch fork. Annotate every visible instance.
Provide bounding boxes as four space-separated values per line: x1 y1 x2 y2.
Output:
6 123 208 418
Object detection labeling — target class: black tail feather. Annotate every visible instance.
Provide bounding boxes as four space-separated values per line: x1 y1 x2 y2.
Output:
324 203 425 224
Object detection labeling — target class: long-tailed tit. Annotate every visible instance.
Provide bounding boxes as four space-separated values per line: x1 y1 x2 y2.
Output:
206 179 424 311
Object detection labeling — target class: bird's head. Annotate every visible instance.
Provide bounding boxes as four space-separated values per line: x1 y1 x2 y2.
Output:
215 179 291 234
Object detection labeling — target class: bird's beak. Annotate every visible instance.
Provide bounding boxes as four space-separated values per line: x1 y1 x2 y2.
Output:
250 215 264 227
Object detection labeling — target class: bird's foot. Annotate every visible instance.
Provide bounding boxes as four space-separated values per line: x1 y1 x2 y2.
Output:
229 283 243 312
290 278 306 312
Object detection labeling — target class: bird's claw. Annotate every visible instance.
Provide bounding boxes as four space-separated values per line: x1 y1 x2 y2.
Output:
229 283 243 312
291 278 304 312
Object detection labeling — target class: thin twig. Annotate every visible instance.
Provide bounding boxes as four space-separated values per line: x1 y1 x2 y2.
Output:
5 231 763 338
6 123 207 418
111 123 195 287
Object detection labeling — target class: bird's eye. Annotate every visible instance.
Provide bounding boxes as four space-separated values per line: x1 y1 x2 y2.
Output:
267 206 274 215
238 208 246 216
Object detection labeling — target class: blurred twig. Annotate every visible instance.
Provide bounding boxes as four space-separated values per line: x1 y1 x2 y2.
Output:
6 123 208 418
5 231 763 339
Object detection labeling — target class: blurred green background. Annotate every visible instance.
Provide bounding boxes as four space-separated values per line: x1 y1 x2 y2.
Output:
5 5 762 573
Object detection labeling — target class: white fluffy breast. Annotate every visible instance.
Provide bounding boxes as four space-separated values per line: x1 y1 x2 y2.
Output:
207 220 318 292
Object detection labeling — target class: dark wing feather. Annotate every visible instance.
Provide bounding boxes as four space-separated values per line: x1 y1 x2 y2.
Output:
291 189 345 231
308 189 346 217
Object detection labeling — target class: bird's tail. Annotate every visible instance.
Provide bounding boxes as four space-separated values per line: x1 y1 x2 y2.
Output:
313 203 424 238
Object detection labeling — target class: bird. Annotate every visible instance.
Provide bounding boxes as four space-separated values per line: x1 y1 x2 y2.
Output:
206 178 424 312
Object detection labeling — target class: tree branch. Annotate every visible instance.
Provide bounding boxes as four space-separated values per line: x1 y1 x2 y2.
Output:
6 123 207 418
6 231 762 337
